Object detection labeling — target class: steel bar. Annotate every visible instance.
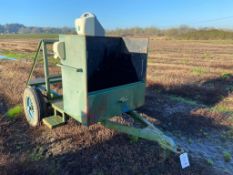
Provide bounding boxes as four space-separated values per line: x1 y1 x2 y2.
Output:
102 112 179 153
26 40 42 85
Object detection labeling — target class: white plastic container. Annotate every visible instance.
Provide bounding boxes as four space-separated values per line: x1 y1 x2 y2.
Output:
75 12 105 36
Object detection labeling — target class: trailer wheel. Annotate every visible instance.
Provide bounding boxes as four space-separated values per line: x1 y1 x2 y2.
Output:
23 87 46 127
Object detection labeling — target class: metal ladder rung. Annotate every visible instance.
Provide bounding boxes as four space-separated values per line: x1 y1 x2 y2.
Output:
42 115 65 129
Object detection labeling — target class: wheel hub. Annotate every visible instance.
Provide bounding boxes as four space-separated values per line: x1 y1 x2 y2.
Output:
26 97 34 119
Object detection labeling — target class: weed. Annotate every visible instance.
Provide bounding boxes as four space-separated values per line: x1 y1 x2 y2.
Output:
173 131 182 138
154 89 162 93
6 105 23 119
221 129 233 141
212 105 233 115
226 116 233 124
202 52 212 60
192 67 208 75
129 136 139 143
188 138 193 144
202 131 209 137
0 51 35 59
226 85 233 92
29 147 45 161
181 59 189 65
206 159 214 166
169 95 198 105
221 73 232 80
223 152 232 162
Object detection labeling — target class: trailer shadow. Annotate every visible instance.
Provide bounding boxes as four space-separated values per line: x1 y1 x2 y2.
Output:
139 74 233 136
148 74 233 105
0 97 8 115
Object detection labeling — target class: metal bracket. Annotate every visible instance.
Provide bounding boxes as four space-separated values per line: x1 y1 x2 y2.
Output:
102 111 181 154
26 39 59 99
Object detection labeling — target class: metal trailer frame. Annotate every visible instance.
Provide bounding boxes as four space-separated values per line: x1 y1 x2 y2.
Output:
25 39 182 155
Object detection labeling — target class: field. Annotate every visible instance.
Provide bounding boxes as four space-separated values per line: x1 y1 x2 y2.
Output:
0 36 233 175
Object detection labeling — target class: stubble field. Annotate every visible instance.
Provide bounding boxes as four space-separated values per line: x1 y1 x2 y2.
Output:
0 37 233 175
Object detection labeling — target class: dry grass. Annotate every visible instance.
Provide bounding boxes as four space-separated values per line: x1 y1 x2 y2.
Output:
0 39 38 52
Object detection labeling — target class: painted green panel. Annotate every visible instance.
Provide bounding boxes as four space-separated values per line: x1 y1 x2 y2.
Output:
59 35 86 68
58 35 148 126
88 82 145 124
59 35 88 124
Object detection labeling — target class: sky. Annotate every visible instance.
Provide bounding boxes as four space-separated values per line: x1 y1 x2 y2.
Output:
1 0 233 29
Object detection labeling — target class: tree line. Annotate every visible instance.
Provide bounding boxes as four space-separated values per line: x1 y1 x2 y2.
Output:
1 23 233 40
108 26 233 40
0 23 75 34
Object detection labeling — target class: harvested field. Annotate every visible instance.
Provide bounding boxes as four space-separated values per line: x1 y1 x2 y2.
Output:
0 39 38 52
0 38 233 175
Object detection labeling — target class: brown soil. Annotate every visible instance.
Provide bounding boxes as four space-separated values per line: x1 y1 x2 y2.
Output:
0 38 233 175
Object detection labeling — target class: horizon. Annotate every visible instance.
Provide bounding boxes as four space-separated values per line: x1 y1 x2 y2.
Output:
1 23 233 31
1 0 233 30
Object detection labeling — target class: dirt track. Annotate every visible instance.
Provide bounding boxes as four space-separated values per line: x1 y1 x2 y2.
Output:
0 39 233 175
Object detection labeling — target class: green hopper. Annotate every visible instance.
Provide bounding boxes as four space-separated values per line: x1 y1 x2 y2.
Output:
23 35 182 155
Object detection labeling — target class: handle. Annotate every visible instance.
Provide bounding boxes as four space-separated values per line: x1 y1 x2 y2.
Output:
118 96 128 103
57 64 83 72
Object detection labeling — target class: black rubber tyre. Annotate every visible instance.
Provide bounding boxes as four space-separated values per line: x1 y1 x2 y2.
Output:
23 86 46 127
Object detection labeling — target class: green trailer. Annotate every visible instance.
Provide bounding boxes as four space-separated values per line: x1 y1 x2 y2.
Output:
23 35 183 155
